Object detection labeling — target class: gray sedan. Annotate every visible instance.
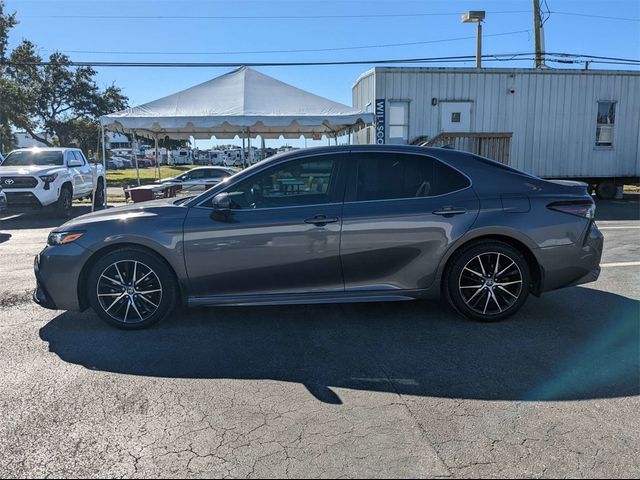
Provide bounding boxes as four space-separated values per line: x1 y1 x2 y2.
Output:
34 145 603 329
161 166 237 188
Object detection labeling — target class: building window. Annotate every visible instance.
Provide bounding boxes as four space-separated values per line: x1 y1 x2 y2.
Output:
595 101 616 147
388 101 409 142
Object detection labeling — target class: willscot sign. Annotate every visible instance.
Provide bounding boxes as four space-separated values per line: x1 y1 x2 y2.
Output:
374 99 385 144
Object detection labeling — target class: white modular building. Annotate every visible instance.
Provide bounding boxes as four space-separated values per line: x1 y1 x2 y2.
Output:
352 67 640 197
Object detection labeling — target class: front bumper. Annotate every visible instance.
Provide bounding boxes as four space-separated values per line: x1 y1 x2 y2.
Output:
4 186 59 208
33 243 91 311
535 221 604 292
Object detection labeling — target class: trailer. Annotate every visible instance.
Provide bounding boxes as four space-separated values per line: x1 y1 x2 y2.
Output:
352 67 640 198
168 148 192 165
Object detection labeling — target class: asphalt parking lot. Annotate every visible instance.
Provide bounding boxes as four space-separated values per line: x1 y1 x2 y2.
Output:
0 198 638 478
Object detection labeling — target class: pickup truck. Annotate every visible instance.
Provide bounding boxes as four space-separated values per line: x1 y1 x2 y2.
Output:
0 147 105 217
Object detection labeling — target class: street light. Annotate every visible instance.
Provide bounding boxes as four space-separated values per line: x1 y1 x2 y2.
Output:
462 10 486 68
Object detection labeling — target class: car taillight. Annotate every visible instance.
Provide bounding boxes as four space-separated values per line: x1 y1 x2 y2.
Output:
547 199 595 219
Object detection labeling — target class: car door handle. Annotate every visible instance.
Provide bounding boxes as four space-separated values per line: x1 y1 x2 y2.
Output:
432 207 467 216
304 215 339 226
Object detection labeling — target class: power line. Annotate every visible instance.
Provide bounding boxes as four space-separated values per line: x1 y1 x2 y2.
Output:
552 11 640 22
45 30 530 56
21 10 640 22
3 52 638 68
23 10 531 20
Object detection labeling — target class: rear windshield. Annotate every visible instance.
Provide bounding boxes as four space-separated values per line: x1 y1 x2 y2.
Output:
2 150 64 167
469 153 537 178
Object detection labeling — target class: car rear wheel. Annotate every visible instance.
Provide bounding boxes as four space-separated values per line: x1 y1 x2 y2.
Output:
93 180 105 210
88 249 177 329
445 241 530 322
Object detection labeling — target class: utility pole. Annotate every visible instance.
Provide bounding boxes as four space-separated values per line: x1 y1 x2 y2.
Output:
533 0 545 68
462 11 485 68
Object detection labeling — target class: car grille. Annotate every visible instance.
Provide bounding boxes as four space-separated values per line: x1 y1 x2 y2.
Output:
0 176 38 189
5 192 42 207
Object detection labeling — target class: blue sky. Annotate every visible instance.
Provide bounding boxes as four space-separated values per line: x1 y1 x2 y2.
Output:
5 0 640 148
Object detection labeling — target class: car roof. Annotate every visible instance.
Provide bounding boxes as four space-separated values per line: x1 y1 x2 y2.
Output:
189 166 232 170
12 147 80 153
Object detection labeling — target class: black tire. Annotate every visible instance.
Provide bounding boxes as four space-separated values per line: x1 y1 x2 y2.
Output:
88 248 178 330
55 185 73 218
444 241 531 322
92 179 105 210
595 180 616 200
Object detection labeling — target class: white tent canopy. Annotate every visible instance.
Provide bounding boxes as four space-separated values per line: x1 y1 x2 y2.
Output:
100 66 373 140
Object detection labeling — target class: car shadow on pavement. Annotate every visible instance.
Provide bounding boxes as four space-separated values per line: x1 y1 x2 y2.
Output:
0 205 94 230
595 195 640 221
39 286 639 404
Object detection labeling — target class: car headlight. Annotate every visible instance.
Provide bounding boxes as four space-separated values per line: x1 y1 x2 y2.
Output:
47 231 85 246
39 173 58 184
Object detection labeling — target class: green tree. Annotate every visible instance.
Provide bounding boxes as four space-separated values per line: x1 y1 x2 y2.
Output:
0 1 18 151
0 1 128 152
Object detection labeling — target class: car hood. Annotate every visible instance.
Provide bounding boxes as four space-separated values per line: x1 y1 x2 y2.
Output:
55 197 187 231
0 165 66 176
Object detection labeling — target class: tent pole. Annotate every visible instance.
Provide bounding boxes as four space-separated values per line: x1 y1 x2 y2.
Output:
247 131 251 165
132 130 141 186
101 123 107 208
92 125 101 213
155 135 160 180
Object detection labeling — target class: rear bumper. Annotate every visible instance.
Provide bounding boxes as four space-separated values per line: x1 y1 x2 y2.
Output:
535 221 604 292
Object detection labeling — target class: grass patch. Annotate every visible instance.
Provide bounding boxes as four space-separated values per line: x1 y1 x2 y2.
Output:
106 165 193 187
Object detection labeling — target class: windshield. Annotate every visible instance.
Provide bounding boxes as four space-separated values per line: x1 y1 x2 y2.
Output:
2 150 64 167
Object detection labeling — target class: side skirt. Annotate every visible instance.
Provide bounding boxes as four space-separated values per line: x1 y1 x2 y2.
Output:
187 289 429 308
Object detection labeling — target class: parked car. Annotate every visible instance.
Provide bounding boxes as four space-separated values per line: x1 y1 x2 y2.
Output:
119 157 134 169
34 145 603 329
141 156 156 167
0 185 7 212
106 160 120 170
107 157 125 169
0 147 105 217
161 166 236 188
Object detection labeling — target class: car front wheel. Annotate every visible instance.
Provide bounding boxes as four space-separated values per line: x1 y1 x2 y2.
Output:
445 241 530 322
55 186 73 218
88 248 177 329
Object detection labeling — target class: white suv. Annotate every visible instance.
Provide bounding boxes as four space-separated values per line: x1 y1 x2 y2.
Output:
0 147 105 217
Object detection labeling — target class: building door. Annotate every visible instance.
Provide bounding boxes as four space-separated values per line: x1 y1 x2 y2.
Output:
440 102 473 132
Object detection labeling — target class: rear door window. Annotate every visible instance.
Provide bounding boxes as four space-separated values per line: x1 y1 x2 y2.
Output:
350 152 469 201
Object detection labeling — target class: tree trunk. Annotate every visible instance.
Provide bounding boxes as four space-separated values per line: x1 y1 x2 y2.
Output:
21 125 53 147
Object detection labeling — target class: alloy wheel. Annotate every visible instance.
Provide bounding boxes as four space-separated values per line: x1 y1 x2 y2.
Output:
458 252 523 316
96 260 163 324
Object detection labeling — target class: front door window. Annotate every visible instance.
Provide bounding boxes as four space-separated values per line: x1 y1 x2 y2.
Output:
224 158 339 209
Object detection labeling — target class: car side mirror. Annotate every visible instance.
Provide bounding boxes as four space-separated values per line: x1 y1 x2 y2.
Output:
212 192 231 210
68 159 83 168
210 193 234 222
